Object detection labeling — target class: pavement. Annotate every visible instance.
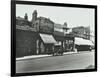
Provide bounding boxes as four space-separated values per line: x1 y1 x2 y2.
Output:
16 51 94 73
16 51 78 61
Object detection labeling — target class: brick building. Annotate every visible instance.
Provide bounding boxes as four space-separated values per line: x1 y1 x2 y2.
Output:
71 26 90 40
16 25 38 57
16 10 76 58
54 23 74 52
16 10 56 57
70 26 94 51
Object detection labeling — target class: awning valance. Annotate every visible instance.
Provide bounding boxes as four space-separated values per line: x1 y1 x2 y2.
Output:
39 33 57 44
75 37 94 46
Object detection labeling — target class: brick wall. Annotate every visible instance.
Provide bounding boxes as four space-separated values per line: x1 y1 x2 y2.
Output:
16 29 38 58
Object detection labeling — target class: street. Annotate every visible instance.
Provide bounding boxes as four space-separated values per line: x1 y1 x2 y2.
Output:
16 51 95 73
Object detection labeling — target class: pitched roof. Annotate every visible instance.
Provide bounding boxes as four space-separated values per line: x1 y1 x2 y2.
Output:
16 25 37 32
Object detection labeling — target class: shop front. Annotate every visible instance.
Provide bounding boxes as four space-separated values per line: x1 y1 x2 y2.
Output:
75 37 94 51
54 32 75 52
36 33 57 54
64 34 75 52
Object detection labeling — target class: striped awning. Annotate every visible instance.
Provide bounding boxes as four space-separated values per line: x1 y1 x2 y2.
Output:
39 33 57 44
75 37 94 46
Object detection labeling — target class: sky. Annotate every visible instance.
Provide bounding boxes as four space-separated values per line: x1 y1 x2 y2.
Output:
16 4 95 35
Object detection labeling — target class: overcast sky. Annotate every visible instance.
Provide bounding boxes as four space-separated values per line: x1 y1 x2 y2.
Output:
16 4 95 35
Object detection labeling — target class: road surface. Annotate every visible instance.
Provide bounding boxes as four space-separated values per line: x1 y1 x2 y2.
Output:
16 51 95 73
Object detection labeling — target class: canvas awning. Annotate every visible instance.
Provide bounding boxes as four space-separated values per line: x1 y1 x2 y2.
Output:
75 37 94 46
39 33 57 44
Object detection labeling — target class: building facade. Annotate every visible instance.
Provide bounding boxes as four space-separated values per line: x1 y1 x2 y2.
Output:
16 10 77 58
16 10 56 57
71 26 90 40
16 25 38 57
69 26 94 51
54 23 74 52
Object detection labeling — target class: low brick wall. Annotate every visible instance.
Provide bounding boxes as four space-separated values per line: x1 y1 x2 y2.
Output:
16 29 38 58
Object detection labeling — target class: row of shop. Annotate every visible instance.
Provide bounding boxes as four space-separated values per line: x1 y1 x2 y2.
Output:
16 11 94 58
37 33 94 54
16 28 94 57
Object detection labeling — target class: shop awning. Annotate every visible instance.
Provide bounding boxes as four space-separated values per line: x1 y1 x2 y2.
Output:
39 33 57 44
75 37 94 46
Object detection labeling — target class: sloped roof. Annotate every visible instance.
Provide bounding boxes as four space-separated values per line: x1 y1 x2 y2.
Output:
16 25 37 32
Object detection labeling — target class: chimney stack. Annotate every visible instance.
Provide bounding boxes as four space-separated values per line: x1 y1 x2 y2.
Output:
24 13 28 20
